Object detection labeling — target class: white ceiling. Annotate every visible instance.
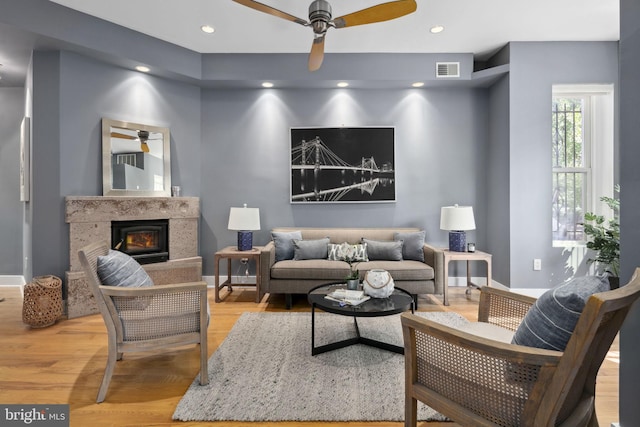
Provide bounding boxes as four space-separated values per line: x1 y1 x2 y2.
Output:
48 0 619 60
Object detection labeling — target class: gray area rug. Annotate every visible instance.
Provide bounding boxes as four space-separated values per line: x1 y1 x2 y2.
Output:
173 311 468 422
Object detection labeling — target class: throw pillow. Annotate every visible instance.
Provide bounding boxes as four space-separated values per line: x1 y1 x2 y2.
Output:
97 250 154 288
327 242 369 262
292 237 330 260
271 231 303 261
362 238 403 261
511 275 610 351
394 231 426 262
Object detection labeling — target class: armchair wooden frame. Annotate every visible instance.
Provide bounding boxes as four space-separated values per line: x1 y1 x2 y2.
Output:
79 241 209 403
402 269 640 427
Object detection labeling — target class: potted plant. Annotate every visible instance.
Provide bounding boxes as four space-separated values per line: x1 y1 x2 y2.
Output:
340 243 362 290
581 185 620 287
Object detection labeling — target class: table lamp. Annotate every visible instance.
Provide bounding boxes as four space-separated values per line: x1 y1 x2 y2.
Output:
228 204 261 251
440 204 475 252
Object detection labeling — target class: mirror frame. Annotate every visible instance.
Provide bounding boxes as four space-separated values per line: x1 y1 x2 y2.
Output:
101 118 171 197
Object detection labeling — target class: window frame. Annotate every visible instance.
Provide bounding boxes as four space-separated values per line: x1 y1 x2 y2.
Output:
552 84 614 247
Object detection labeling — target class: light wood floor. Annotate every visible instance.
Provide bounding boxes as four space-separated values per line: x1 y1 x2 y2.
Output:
0 285 619 427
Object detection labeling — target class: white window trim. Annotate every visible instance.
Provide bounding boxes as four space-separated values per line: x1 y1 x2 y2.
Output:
552 84 615 246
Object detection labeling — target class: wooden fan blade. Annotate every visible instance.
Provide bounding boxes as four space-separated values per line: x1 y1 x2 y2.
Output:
232 0 309 26
111 132 137 140
140 141 150 153
308 35 325 72
332 0 416 28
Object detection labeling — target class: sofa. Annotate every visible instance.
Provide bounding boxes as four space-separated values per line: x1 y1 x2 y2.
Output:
260 227 445 309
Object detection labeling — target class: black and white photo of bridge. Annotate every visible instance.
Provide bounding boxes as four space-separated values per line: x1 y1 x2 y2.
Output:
290 127 395 203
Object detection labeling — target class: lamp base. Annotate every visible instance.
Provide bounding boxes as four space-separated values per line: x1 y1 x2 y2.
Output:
237 231 253 251
448 231 466 252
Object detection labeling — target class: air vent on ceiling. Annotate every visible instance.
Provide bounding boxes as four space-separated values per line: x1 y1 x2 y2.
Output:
436 62 460 78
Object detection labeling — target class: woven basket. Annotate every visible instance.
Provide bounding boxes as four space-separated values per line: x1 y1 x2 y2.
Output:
22 275 63 328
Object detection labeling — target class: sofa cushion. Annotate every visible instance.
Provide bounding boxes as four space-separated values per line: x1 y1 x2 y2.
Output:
512 275 609 351
293 237 330 260
271 259 350 280
327 242 368 262
272 230 303 261
358 260 434 281
362 238 403 261
395 230 425 262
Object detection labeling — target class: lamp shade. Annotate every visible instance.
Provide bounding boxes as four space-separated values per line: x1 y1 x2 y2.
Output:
440 205 476 231
228 205 261 231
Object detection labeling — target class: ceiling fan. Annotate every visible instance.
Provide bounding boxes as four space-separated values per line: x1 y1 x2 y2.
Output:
232 0 417 71
110 130 159 153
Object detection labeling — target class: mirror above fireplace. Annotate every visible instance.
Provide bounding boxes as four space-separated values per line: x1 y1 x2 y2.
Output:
101 118 171 197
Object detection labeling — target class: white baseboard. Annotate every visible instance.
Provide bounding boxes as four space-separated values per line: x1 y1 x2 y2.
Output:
611 423 620 427
0 275 26 287
447 276 504 288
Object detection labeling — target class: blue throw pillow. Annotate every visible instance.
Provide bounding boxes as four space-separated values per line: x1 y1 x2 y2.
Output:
271 231 303 261
292 238 330 260
362 238 403 261
97 250 154 288
511 275 609 351
394 231 425 262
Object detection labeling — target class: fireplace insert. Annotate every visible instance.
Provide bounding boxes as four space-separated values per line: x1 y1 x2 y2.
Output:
111 219 169 264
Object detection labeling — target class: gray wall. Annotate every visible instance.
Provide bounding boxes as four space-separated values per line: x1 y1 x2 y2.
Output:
506 42 619 288
0 88 25 274
619 0 640 423
200 87 489 275
486 75 510 284
10 42 620 284
27 50 202 280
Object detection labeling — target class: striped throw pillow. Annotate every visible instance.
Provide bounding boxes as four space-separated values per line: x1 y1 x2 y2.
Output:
97 250 154 288
511 275 609 351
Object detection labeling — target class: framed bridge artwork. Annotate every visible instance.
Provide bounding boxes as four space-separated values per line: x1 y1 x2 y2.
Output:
290 127 396 203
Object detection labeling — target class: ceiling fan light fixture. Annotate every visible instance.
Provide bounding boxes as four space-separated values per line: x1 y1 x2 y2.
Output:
135 65 150 73
200 25 215 34
309 0 332 34
430 25 444 34
233 0 417 72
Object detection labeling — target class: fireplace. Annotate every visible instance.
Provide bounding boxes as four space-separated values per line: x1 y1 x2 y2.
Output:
111 219 169 264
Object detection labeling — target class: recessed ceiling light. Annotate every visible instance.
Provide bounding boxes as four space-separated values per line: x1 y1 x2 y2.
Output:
337 82 349 87
201 25 215 34
262 82 274 88
430 25 445 34
135 65 150 73
412 82 425 88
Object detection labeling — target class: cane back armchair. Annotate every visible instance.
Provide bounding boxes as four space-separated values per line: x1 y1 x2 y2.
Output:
402 269 640 427
79 241 209 403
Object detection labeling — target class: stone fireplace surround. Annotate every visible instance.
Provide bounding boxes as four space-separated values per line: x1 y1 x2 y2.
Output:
65 196 200 318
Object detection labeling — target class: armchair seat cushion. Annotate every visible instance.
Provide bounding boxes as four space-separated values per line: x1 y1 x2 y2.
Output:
455 322 515 343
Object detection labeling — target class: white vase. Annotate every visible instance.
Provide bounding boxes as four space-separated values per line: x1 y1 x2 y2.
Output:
363 269 394 298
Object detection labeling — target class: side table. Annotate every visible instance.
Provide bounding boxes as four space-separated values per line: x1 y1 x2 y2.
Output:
442 249 492 306
214 246 263 303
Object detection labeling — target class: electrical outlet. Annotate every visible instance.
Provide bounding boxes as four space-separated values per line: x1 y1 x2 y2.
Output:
533 259 542 271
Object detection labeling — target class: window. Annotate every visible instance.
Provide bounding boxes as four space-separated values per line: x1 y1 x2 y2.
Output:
552 85 614 246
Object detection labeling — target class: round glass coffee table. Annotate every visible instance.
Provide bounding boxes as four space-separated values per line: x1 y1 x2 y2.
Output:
307 282 415 356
